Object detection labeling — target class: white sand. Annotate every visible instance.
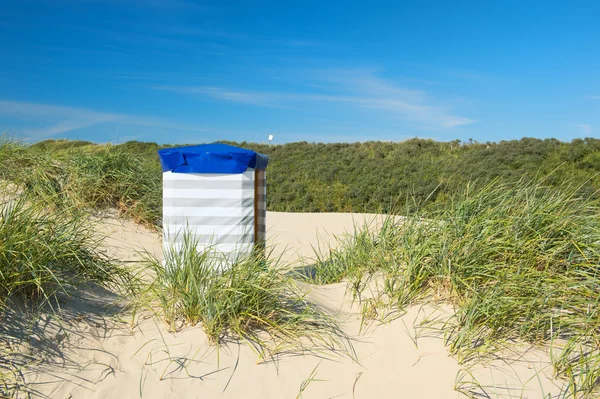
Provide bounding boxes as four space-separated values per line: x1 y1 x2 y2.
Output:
21 212 566 398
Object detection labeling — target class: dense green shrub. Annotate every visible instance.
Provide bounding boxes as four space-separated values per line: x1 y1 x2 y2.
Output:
29 137 600 220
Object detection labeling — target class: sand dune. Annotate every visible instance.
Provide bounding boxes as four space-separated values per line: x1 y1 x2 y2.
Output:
20 212 565 398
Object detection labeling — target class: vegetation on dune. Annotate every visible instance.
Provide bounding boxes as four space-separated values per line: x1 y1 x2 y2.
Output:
2 137 162 227
3 136 600 396
0 138 132 308
34 137 600 217
0 138 136 396
1 137 346 356
0 196 128 309
65 148 161 226
0 188 130 397
307 178 600 396
0 137 348 395
236 137 600 213
141 233 349 358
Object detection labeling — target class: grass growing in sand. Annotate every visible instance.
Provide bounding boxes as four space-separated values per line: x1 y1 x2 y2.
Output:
0 138 138 396
141 234 349 359
1 137 352 395
0 196 128 308
5 136 600 396
0 194 131 396
65 148 162 226
0 136 162 227
305 177 600 397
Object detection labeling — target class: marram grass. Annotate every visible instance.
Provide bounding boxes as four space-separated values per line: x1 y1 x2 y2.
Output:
0 137 161 228
0 195 129 309
65 147 161 227
141 233 350 359
0 191 131 397
306 178 600 397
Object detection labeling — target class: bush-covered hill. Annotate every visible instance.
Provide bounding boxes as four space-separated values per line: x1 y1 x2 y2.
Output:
31 137 600 215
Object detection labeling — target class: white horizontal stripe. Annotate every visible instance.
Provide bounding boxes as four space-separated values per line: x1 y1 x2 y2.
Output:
163 171 254 181
164 215 253 225
164 242 254 255
163 207 253 217
164 180 254 190
164 224 254 236
163 188 254 199
164 197 253 208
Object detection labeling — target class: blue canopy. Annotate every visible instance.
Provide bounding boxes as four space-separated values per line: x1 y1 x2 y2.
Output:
158 143 269 174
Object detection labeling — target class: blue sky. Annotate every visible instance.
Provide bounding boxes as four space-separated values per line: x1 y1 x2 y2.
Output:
1 0 599 144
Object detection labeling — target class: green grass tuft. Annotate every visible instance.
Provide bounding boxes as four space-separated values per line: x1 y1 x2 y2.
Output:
66 147 161 226
0 195 129 309
141 233 350 359
1 137 162 228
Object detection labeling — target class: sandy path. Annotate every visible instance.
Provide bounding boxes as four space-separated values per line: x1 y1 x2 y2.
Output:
267 212 392 265
24 212 565 398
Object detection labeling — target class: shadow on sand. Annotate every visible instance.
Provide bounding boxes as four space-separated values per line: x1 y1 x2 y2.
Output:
0 283 128 398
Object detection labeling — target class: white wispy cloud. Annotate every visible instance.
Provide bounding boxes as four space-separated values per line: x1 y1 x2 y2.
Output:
154 69 474 129
576 124 592 135
153 85 284 107
0 99 211 140
586 96 600 100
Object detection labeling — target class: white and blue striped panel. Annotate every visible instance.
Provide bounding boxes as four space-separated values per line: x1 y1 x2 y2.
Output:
162 169 256 263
